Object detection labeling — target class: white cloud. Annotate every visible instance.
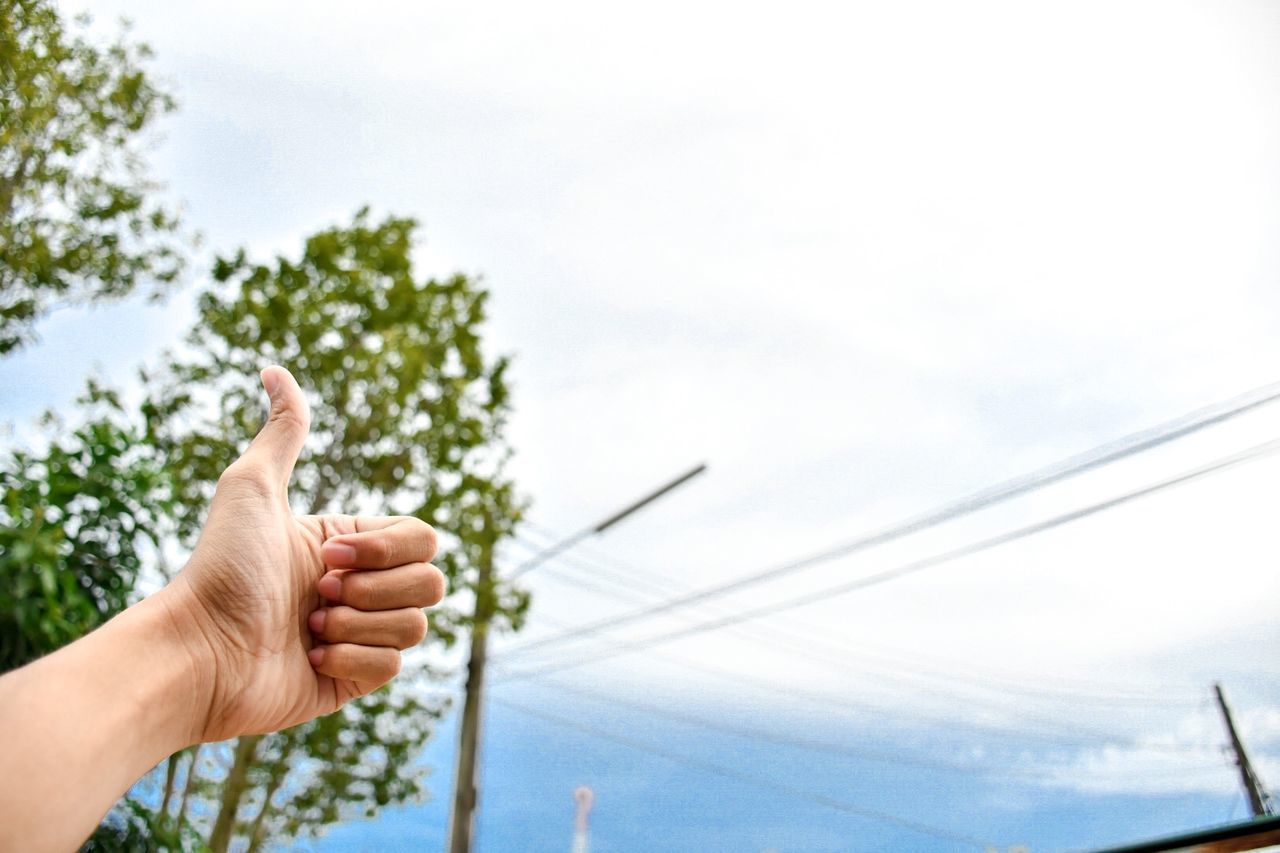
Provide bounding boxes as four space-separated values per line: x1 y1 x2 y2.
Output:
22 0 1280 801
1035 703 1280 796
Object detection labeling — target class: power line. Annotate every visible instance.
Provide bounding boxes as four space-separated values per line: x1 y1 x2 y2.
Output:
508 527 1195 705
509 529 680 603
500 614 1213 757
503 677 1233 783
503 381 1280 659
489 695 995 849
506 464 706 580
514 677 1053 780
508 531 1197 708
498 437 1280 682
504 531 1213 740
450 468 704 853
507 544 664 606
507 544 1195 731
500 547 1219 756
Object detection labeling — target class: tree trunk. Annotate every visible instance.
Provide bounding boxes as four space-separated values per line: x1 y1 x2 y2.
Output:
208 735 261 852
175 744 203 828
158 751 180 823
244 739 293 853
447 507 496 853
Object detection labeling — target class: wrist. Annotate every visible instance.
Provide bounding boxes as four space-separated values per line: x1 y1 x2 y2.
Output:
135 579 219 747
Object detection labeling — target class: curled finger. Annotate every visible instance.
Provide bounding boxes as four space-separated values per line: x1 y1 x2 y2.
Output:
321 517 438 569
309 606 429 650
307 642 401 686
317 562 445 610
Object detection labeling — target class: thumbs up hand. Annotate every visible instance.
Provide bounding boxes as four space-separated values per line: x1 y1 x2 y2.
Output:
163 366 445 743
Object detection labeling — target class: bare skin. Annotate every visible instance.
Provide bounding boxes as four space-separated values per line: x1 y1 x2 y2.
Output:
0 366 445 851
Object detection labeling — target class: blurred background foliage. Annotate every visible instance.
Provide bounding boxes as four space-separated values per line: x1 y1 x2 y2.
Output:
0 0 527 849
0 380 172 669
0 0 186 356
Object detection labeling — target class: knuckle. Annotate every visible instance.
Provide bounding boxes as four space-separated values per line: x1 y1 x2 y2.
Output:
324 644 351 671
326 607 354 638
268 405 310 436
216 461 274 499
345 575 377 609
369 535 392 566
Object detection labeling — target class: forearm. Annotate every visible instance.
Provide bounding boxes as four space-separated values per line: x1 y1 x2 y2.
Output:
0 588 208 852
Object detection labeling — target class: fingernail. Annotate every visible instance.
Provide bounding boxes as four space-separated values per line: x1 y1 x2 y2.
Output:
322 542 357 567
308 647 325 667
261 367 280 397
308 609 326 633
317 573 342 601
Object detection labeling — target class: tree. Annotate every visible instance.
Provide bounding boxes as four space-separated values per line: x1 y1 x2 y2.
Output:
139 208 528 850
0 0 185 355
82 795 202 853
0 381 172 672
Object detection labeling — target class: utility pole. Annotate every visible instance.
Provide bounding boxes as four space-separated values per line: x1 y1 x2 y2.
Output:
446 505 496 853
508 463 708 580
446 464 707 853
1214 682 1272 817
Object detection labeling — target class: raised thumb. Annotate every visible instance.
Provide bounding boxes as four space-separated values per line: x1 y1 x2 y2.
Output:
240 365 311 484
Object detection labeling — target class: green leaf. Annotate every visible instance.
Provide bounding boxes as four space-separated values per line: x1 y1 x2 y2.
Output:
0 0 189 355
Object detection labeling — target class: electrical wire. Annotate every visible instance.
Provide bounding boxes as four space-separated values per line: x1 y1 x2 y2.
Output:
506 538 1197 736
507 464 707 580
507 530 1198 708
501 676 1235 783
514 527 1207 704
499 614 1214 757
512 676 1055 780
490 695 995 849
498 438 1280 685
503 380 1280 660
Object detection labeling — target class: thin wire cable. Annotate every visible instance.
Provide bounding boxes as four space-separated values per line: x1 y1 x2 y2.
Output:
508 532 1196 707
490 695 994 848
500 613 1213 756
504 676 1235 781
505 381 1280 658
507 464 707 580
512 676 1052 780
499 438 1280 683
507 542 1195 729
501 553 1214 746
511 530 681 602
510 528 1195 704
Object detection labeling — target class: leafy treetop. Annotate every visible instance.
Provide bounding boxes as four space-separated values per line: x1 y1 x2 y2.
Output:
140 208 527 849
0 0 184 355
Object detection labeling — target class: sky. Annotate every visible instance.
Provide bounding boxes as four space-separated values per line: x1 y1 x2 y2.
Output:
6 0 1280 849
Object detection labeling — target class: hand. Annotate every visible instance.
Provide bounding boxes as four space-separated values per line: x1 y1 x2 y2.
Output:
0 364 446 851
159 366 446 743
